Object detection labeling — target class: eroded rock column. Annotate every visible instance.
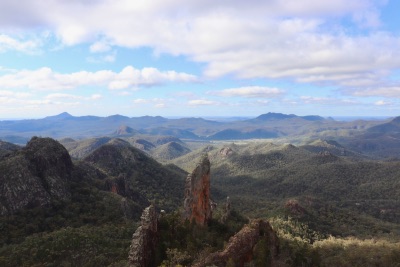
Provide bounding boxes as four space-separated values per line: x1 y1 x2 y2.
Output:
183 155 212 226
128 204 158 267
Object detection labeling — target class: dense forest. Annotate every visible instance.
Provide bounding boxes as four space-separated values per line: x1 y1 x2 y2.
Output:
0 132 399 266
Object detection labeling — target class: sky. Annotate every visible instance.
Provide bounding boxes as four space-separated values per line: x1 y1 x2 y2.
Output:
0 0 400 118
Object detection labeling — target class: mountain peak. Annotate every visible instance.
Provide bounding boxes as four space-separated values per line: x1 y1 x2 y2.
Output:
45 112 73 120
255 112 324 121
256 112 296 121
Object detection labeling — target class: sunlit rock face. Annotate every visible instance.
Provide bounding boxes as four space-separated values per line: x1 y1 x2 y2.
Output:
183 155 212 226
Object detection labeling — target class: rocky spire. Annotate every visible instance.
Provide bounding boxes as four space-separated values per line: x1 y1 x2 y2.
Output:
128 205 159 267
183 154 212 226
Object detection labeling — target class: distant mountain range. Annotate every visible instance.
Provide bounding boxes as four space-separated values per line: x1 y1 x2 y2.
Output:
0 112 383 137
1 112 399 159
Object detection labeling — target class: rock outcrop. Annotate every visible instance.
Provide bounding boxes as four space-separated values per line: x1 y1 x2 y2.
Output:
183 155 212 226
219 147 234 157
0 137 73 215
128 205 159 267
193 219 279 267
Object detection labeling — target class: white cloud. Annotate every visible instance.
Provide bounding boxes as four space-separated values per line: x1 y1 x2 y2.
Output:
209 86 284 98
0 90 32 98
0 66 197 91
132 98 148 104
0 0 396 90
89 41 111 53
90 94 102 100
188 99 219 106
132 97 174 109
118 91 133 96
155 103 166 108
300 95 360 105
374 100 392 106
45 93 102 101
0 34 40 53
350 86 400 98
108 66 197 90
45 93 81 100
87 52 117 63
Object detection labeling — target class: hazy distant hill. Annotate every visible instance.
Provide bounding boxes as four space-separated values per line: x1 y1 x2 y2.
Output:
0 112 387 143
300 139 365 158
3 111 399 158
366 116 400 135
252 112 325 121
207 128 280 140
340 116 400 158
60 137 119 158
112 125 138 136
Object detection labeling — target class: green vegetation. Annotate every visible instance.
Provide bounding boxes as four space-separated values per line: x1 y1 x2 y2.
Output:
156 210 248 266
1 134 400 266
271 217 400 267
0 224 135 267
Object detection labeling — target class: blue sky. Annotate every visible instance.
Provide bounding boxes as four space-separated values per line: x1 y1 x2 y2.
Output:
0 0 400 118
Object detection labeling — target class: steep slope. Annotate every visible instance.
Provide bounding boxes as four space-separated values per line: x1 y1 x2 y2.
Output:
151 141 191 161
126 138 156 152
0 137 73 215
342 116 400 158
60 137 131 159
60 137 112 158
113 125 138 136
300 139 365 158
0 137 188 266
83 143 186 211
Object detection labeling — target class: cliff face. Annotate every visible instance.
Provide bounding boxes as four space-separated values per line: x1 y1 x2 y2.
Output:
193 219 279 267
128 205 159 267
0 137 73 215
183 155 212 226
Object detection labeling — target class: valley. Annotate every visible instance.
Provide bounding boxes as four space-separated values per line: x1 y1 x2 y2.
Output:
0 112 399 266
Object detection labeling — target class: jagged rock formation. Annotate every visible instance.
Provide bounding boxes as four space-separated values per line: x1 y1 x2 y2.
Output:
183 155 212 226
128 205 159 267
0 137 73 215
219 147 233 157
193 219 279 267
